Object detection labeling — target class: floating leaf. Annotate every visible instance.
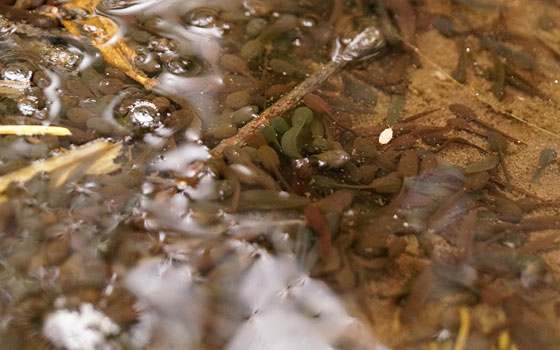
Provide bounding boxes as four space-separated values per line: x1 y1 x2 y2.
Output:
0 125 71 136
0 139 122 195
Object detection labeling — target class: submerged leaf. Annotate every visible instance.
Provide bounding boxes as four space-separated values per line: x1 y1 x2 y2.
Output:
0 139 122 195
60 0 157 89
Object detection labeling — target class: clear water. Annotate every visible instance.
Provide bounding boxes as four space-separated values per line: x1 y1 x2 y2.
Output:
1 0 560 349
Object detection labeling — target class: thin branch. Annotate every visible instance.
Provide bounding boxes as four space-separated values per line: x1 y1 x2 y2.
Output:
209 26 386 159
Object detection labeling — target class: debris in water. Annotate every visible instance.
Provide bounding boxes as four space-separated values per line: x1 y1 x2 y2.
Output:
0 125 71 136
379 127 393 145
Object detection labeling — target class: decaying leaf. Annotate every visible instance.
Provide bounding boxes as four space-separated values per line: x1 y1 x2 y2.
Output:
0 139 123 196
0 125 71 136
60 0 158 89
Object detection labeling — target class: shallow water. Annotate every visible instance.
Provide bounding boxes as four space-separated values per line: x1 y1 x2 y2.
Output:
1 0 560 349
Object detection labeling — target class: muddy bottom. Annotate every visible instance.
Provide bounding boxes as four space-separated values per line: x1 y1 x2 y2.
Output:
0 0 559 349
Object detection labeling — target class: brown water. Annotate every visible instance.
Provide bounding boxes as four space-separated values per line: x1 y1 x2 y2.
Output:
1 0 560 349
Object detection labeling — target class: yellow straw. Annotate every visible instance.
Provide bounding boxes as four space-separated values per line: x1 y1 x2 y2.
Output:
454 307 471 350
0 125 72 136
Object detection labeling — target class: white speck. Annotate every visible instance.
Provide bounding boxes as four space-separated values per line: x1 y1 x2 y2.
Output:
43 303 120 350
403 222 409 228
294 158 308 169
435 329 451 342
392 214 398 219
104 273 118 297
379 127 393 145
142 182 154 194
53 297 66 310
432 70 448 81
302 19 314 27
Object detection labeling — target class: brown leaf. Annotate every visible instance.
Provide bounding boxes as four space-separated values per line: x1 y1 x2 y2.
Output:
60 0 157 89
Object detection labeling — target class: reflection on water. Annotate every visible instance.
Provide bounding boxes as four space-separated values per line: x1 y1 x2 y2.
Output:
125 238 385 350
1 0 560 349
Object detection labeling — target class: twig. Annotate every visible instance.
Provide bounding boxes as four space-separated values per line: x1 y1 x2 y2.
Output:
209 26 386 159
210 61 340 158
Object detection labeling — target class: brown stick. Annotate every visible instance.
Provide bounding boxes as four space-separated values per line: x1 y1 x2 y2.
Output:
209 26 386 159
210 60 341 158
